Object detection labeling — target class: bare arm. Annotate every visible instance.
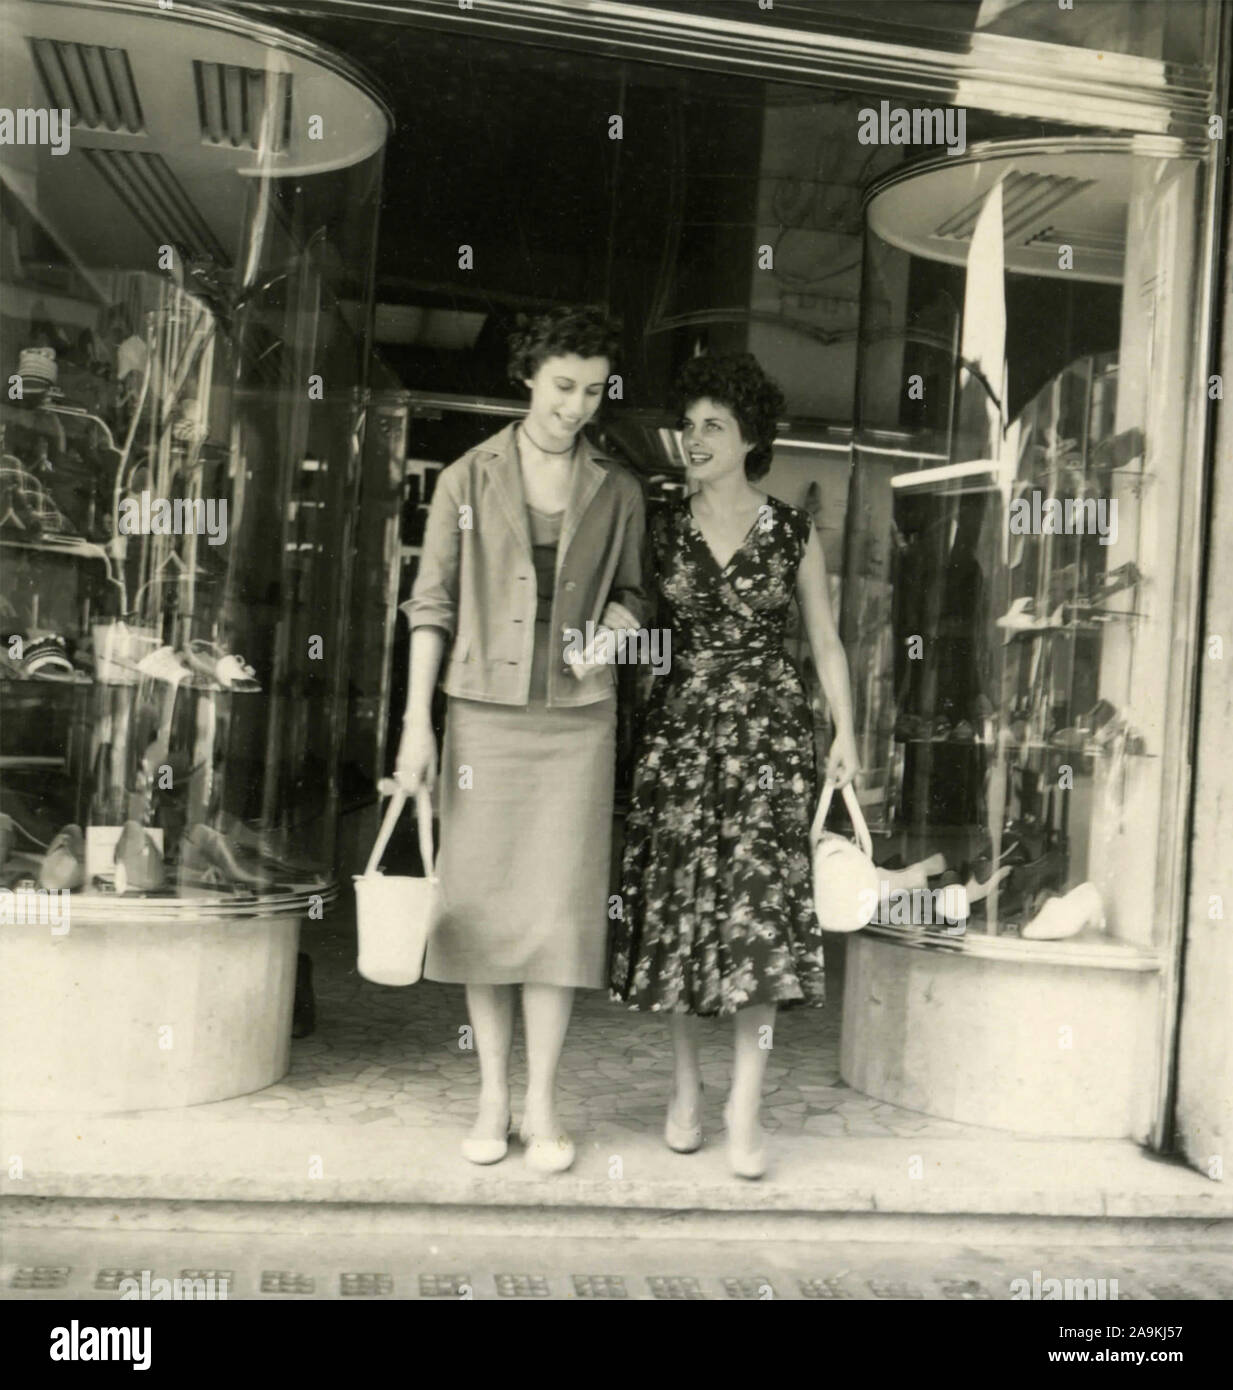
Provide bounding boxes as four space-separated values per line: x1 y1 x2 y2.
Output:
796 525 860 785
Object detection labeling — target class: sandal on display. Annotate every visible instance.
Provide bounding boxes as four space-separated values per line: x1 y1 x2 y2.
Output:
22 634 81 681
38 824 86 890
184 639 261 692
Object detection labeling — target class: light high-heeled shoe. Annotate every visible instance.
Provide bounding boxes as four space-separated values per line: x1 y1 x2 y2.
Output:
723 1101 767 1180
665 1085 703 1153
518 1122 576 1174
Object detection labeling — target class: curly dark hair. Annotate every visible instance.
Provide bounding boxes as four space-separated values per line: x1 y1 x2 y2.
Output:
507 305 622 384
672 353 785 481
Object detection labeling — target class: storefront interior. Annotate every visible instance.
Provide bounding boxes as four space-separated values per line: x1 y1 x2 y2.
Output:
0 0 1227 1163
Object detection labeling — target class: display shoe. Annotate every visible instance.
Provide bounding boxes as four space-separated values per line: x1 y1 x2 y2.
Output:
182 824 271 891
462 1106 513 1166
1083 561 1141 609
114 820 165 893
22 633 80 681
964 862 1012 904
1022 882 1105 941
185 639 260 692
664 1085 703 1154
722 1101 767 1181
996 597 1066 640
38 823 85 890
878 852 947 895
134 645 192 687
518 1122 576 1174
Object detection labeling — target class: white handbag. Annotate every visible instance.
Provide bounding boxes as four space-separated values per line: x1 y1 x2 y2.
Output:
810 779 880 933
353 785 437 986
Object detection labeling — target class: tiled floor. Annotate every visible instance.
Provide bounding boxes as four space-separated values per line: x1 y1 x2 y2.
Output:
161 901 987 1142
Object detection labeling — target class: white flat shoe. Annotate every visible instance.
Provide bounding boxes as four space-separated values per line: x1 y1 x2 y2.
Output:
519 1124 576 1174
461 1111 511 1165
723 1102 767 1181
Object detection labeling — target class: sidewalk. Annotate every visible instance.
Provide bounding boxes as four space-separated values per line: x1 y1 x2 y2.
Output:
2 901 1230 1234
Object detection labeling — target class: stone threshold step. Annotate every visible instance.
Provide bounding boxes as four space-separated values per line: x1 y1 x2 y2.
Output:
2 1114 1230 1223
4 1196 1232 1251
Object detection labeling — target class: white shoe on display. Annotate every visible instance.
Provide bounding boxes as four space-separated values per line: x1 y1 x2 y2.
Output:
1022 882 1105 940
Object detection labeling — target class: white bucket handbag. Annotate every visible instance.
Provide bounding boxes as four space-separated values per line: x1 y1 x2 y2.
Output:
354 784 437 986
810 779 880 934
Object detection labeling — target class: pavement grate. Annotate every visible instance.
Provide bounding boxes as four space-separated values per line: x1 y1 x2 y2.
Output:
938 1279 993 1300
647 1275 705 1300
94 1268 144 1291
799 1277 853 1299
10 1266 70 1289
260 1271 315 1295
180 1269 233 1294
340 1273 393 1296
869 1279 924 1299
494 1274 551 1298
571 1274 627 1299
419 1273 471 1297
722 1276 775 1299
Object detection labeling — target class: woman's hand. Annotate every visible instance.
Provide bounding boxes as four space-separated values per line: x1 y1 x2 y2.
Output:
394 717 438 795
599 600 639 633
825 727 861 788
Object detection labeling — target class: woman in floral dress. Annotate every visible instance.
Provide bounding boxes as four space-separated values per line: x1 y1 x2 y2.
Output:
610 353 860 1179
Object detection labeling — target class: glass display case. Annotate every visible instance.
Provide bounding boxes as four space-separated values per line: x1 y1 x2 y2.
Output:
837 137 1218 1138
843 142 1203 953
0 0 388 918
0 0 388 1110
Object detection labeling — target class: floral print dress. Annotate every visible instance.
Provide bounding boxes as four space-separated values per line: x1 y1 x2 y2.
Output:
609 494 824 1017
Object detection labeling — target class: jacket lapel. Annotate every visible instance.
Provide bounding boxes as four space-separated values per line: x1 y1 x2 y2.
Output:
482 424 532 559
556 438 607 581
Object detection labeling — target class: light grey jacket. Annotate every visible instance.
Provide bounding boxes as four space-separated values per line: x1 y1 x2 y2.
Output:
400 421 647 707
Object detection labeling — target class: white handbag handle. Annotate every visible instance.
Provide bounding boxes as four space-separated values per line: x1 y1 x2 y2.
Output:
810 778 874 859
365 780 435 880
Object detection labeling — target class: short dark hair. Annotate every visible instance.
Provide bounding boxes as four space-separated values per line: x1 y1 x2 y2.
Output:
507 305 622 384
672 353 785 481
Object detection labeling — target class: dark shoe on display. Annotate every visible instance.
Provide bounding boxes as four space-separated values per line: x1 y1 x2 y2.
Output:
1083 561 1141 609
114 820 165 893
38 824 85 890
893 713 927 742
291 951 316 1039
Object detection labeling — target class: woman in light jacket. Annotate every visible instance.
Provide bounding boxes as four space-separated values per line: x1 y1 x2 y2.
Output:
395 307 645 1173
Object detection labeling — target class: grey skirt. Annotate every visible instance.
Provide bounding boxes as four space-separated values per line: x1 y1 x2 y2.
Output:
425 693 616 988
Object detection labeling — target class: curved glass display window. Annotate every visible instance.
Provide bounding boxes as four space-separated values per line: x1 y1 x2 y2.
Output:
0 0 388 912
843 141 1208 951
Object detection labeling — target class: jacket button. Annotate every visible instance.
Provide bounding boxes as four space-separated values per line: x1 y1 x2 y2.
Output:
564 580 576 592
